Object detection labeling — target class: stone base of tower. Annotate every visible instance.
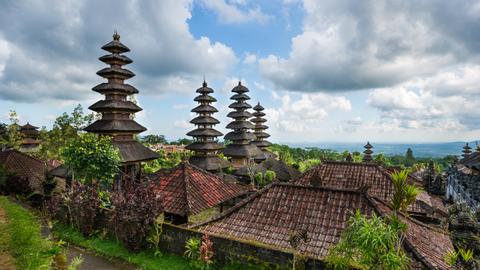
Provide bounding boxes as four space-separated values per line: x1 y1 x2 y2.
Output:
188 155 230 172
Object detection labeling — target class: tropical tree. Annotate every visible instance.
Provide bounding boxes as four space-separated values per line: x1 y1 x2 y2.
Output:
0 110 23 150
140 134 167 145
61 133 120 186
39 104 94 160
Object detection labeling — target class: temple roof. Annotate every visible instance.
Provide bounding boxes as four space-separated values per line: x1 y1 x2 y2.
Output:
191 104 218 113
226 120 255 130
89 100 142 113
196 81 214 94
231 81 249 93
189 155 231 172
227 111 252 119
192 183 454 268
96 67 135 80
224 131 256 141
186 128 223 137
20 123 39 130
99 54 132 65
113 141 159 163
292 161 443 215
185 142 224 151
101 32 130 53
92 83 139 95
150 162 249 216
190 116 220 125
0 150 47 194
222 143 263 158
84 119 147 133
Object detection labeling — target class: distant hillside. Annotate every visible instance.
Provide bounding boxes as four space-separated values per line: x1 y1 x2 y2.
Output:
286 142 475 158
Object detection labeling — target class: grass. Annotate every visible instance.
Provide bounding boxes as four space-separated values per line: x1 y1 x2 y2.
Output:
52 223 261 270
0 196 55 270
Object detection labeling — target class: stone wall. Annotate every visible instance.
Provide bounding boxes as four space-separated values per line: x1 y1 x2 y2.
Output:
160 223 325 270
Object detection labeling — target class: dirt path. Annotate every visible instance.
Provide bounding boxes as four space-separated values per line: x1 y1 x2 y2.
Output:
66 245 137 270
0 206 16 270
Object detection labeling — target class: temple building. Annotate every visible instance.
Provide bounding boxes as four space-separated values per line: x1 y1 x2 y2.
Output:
84 32 159 185
19 123 41 152
223 82 264 168
251 102 273 159
446 144 480 211
186 81 229 172
363 142 373 162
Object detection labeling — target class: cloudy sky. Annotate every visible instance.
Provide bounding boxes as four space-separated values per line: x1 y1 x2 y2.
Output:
1 0 480 143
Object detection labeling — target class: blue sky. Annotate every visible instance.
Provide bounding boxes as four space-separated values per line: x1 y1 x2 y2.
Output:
1 0 480 143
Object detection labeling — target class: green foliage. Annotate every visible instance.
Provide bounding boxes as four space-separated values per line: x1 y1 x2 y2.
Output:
0 110 23 150
0 196 57 269
61 133 120 186
141 134 167 145
254 172 264 187
147 218 163 257
67 256 84 270
445 248 475 268
185 237 201 260
143 150 190 173
38 104 94 160
264 170 276 183
390 170 421 212
326 210 410 270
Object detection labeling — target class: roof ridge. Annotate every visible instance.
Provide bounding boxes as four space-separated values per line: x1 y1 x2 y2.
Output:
181 162 194 216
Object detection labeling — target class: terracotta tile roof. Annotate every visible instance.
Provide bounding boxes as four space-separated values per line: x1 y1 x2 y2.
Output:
373 198 455 270
292 161 440 215
193 182 455 269
0 150 47 194
194 183 375 259
150 162 249 216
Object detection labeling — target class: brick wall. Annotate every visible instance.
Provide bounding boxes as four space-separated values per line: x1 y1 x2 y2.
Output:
160 223 325 270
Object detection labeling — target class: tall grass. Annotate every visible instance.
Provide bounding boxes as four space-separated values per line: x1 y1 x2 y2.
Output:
0 196 55 269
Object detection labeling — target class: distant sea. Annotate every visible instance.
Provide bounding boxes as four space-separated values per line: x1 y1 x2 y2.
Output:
284 142 477 158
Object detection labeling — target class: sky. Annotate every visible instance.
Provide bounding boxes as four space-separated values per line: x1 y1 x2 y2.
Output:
0 0 480 144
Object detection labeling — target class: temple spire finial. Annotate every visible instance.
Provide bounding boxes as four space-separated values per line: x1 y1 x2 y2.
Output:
113 30 120 41
202 74 207 87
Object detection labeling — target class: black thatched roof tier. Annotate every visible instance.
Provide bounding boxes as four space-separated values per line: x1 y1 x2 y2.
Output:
231 81 249 93
84 119 147 133
227 111 252 119
363 142 374 162
101 32 130 53
251 117 267 123
228 101 251 110
251 102 271 152
194 95 216 102
226 120 255 130
186 81 228 171
222 143 263 158
85 32 159 165
196 81 214 94
113 141 159 163
190 116 220 125
188 156 231 172
20 123 39 130
92 83 139 95
99 54 133 65
186 128 223 137
254 131 270 138
186 141 224 151
230 93 250 101
224 131 256 141
191 104 218 113
89 100 142 113
96 67 135 80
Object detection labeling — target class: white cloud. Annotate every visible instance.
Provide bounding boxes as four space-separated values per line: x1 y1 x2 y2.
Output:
243 53 257 64
265 92 351 133
199 0 271 24
259 0 479 92
0 0 237 102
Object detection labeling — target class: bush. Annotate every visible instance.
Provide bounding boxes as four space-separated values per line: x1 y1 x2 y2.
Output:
69 183 101 236
110 183 162 251
264 170 276 183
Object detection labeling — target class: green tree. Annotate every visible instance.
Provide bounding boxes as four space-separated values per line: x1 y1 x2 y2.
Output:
326 210 409 270
0 110 23 150
61 133 120 186
39 104 94 160
404 148 415 167
141 134 167 145
265 170 276 183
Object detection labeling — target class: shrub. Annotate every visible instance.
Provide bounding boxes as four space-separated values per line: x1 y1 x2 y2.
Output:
184 237 201 260
264 170 276 183
110 183 162 251
69 183 101 236
200 234 214 266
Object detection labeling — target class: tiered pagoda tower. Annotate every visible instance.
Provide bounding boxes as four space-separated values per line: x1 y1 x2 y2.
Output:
462 143 472 158
223 82 264 168
19 123 41 152
251 103 272 155
186 81 229 172
84 32 159 184
363 142 373 162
